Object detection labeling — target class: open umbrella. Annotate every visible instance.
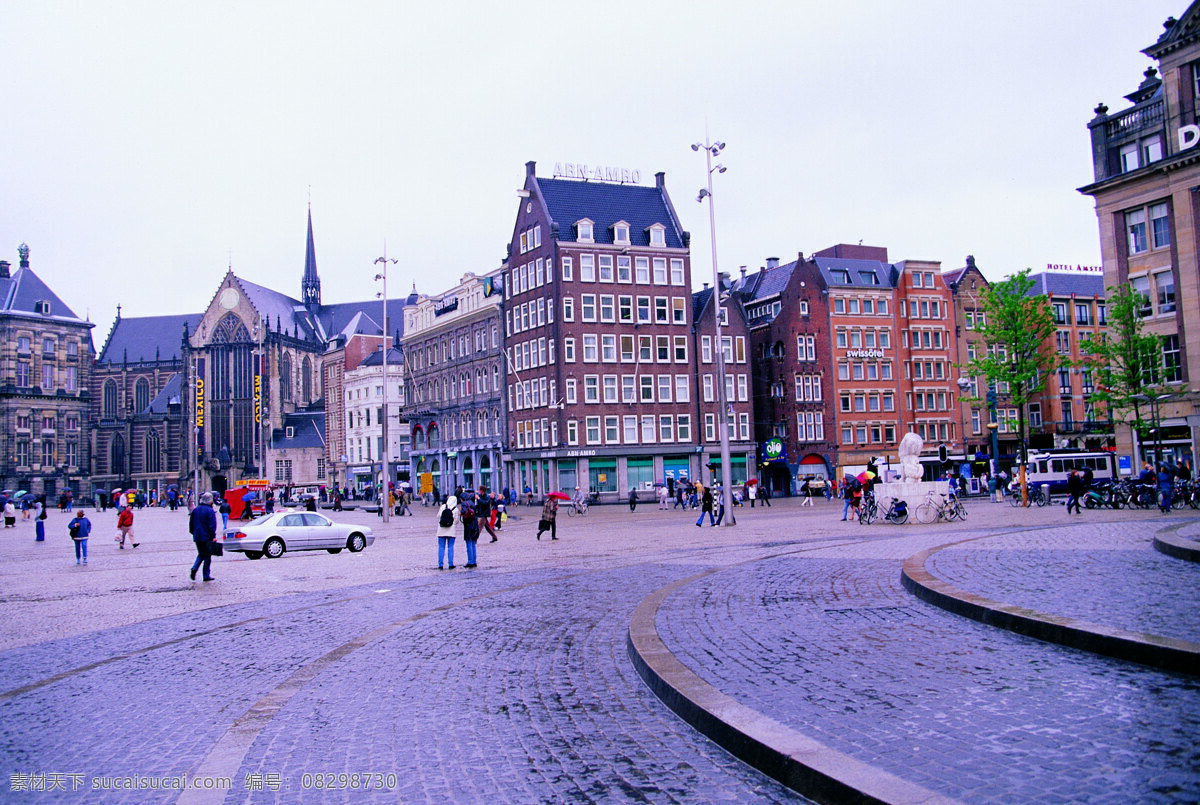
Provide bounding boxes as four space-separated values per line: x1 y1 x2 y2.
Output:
857 471 876 484
548 491 572 500
241 491 258 501
15 490 29 498
745 479 759 486
166 483 180 491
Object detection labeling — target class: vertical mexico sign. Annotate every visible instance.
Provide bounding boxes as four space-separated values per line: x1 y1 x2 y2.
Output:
194 358 206 458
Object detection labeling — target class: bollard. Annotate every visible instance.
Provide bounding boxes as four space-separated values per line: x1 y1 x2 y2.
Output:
35 519 44 541
1042 483 1051 505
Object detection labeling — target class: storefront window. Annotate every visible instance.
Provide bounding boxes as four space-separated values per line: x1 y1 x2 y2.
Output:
589 459 617 492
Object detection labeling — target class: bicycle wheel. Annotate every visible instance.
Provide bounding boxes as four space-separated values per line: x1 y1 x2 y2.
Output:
1009 492 1021 507
915 502 937 524
863 503 878 525
1172 493 1187 510
955 500 967 519
890 509 908 525
1035 491 1048 507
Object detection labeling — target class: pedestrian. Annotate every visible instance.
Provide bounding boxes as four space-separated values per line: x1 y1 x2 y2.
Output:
3 500 14 528
116 505 139 548
1065 470 1083 515
841 476 857 520
21 495 32 520
714 486 727 526
332 491 343 512
69 509 92 565
1157 464 1174 513
628 488 638 512
799 478 813 507
524 485 533 506
398 489 413 517
188 492 218 581
536 494 559 540
658 484 669 510
760 482 772 507
477 488 498 542
461 494 480 569
218 493 231 532
851 480 864 519
747 482 757 507
696 486 715 527
436 492 459 569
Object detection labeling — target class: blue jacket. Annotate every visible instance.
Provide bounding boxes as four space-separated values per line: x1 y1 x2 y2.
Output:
69 515 92 539
189 504 218 541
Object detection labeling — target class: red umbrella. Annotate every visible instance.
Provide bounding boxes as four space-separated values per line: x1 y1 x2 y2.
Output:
745 479 759 486
548 491 572 500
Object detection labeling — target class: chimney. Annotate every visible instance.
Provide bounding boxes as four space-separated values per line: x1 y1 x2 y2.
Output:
0 261 9 279
655 171 665 190
739 267 747 282
525 161 537 179
766 256 780 269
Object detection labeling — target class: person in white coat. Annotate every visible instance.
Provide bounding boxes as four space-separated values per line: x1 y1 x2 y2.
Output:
436 494 459 570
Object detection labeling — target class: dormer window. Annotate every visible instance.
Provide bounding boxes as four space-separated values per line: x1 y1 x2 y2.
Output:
34 300 51 315
285 426 295 439
576 219 594 243
648 224 666 247
613 220 631 245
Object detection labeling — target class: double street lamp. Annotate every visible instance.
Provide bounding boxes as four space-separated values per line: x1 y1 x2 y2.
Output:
693 137 734 526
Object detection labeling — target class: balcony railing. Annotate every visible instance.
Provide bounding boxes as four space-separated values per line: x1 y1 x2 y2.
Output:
1104 100 1164 141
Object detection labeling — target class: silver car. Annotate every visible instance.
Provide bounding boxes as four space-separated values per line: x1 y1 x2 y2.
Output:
223 511 374 559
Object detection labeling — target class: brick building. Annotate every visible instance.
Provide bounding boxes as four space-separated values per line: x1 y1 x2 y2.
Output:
1078 3 1199 467
736 256 836 495
502 161 703 501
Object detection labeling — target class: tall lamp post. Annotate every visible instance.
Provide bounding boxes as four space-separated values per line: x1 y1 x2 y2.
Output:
1133 392 1175 468
693 136 734 526
375 251 397 524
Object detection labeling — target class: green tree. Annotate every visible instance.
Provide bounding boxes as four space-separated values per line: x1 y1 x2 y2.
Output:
963 269 1063 498
1087 284 1165 462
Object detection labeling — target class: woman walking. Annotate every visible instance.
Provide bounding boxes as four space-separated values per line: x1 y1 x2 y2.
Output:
436 492 459 569
696 487 715 527
116 505 139 548
536 495 559 540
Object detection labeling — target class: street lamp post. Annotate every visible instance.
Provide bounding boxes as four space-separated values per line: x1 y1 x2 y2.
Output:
693 136 734 526
375 251 397 524
1133 392 1175 468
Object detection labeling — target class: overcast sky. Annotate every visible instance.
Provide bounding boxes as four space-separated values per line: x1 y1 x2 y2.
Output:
0 1 1184 347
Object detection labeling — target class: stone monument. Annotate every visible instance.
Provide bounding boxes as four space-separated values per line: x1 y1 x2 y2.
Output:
874 431 951 521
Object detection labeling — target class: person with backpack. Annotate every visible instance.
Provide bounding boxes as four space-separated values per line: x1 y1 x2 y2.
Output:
841 475 860 521
436 491 459 569
69 509 92 565
460 492 480 568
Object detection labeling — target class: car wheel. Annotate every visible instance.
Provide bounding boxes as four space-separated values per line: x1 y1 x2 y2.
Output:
263 537 285 559
347 533 366 553
327 548 343 554
244 551 263 560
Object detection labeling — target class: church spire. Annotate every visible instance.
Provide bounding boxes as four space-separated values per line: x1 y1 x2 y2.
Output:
301 204 321 310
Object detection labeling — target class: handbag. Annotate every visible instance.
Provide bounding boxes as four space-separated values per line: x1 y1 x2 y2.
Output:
209 540 224 556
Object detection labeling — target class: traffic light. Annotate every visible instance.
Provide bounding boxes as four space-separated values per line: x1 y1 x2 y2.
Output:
938 444 948 464
986 388 997 408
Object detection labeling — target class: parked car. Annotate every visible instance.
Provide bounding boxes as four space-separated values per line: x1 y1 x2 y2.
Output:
223 512 374 559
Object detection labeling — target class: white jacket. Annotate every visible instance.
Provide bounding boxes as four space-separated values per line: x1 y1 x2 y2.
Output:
435 496 459 538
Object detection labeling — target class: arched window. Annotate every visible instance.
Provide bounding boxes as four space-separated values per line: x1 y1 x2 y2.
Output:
428 424 440 448
134 377 151 413
413 426 426 449
280 353 292 402
493 365 499 395
103 379 118 418
110 434 126 477
302 356 312 401
493 409 500 439
145 430 161 473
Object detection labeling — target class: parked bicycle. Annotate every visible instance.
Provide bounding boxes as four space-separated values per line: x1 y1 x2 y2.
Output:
916 490 966 524
883 498 909 525
858 492 879 525
1008 483 1047 507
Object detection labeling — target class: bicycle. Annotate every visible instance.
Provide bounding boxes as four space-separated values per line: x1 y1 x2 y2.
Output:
882 498 909 525
566 500 589 517
857 492 879 525
1008 483 1047 507
916 490 964 524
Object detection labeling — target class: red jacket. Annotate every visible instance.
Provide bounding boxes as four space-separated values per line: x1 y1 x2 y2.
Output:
117 509 133 528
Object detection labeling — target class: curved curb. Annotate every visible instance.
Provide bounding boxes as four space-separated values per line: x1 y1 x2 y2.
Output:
627 571 958 805
1153 525 1200 563
900 541 1200 677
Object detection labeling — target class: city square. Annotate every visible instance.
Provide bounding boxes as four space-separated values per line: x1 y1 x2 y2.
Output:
1 496 1197 802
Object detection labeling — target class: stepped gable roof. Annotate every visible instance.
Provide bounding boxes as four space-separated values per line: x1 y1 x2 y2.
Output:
813 255 896 288
145 373 184 415
0 264 88 323
1024 272 1106 299
272 411 325 450
535 177 685 248
98 313 202 365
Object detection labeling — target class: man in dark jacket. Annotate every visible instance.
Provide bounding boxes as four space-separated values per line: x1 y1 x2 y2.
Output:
1065 470 1083 515
189 492 219 582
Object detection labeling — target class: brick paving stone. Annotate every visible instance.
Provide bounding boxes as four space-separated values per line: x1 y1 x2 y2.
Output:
655 554 1200 802
925 518 1200 643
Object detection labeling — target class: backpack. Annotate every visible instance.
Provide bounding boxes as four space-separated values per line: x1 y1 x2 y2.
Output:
460 504 476 524
438 506 455 528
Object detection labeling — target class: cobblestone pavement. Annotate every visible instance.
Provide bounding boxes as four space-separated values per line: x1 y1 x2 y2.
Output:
0 499 1197 802
924 521 1200 643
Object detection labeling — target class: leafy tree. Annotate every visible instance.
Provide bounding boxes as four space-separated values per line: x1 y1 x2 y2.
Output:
963 269 1063 497
1087 284 1165 462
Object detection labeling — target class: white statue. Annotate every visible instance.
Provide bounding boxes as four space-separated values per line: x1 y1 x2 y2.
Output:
898 432 925 483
